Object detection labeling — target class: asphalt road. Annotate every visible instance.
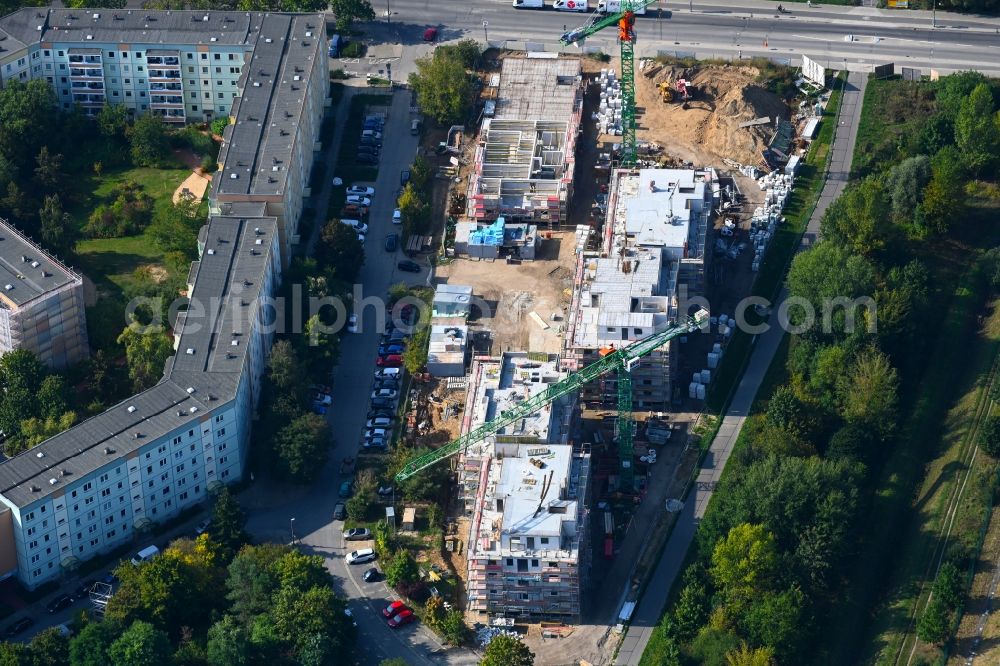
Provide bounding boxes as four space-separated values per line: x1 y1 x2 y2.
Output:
370 0 1000 75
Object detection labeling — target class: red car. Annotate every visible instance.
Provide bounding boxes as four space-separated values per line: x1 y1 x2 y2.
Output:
423 27 437 42
388 609 415 628
376 354 403 368
383 600 407 618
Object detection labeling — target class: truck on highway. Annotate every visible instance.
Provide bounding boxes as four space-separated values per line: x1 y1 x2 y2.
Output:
512 0 544 7
553 0 588 9
597 0 647 13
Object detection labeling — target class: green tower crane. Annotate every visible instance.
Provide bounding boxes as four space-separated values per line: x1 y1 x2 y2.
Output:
394 309 708 485
559 0 661 168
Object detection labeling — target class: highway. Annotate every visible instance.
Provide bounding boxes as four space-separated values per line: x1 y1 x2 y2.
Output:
371 0 1000 76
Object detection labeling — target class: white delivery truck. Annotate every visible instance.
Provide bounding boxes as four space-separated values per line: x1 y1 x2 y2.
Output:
597 0 648 13
512 0 545 7
554 0 588 10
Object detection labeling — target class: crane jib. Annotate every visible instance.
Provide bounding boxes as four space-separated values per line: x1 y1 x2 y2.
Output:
394 310 707 481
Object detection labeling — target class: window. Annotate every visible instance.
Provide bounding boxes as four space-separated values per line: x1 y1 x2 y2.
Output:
190 92 196 99
134 52 142 59
201 53 207 60
58 51 64 57
121 51 127 58
101 488 110 497
107 51 114 58
162 487 170 496
187 53 193 60
125 91 131 97
204 92 210 99
188 66 194 73
146 465 152 475
44 50 50 56
217 428 226 437
160 473 169 481
83 482 93 492
24 511 35 522
202 67 208 74
215 69 221 76
217 92 224 99
84 497 94 506
202 79 208 86
137 66 143 72
192 105 198 111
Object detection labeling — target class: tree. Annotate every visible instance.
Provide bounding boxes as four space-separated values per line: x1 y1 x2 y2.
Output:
981 415 1000 457
33 146 64 191
397 445 448 501
226 543 291 620
117 326 174 391
38 194 76 257
440 610 468 646
710 523 778 606
826 423 873 462
481 635 535 666
206 615 249 666
922 146 966 236
0 642 27 666
267 339 306 393
127 115 169 168
725 642 775 666
437 40 483 69
379 660 410 666
304 314 340 368
819 178 893 256
36 374 67 420
837 348 898 431
740 586 806 660
274 413 329 483
397 183 430 235
108 621 171 666
271 584 353 664
673 580 710 643
954 82 999 175
0 386 35 454
317 220 365 282
345 491 372 522
384 550 419 588
329 0 375 32
69 619 120 666
19 411 78 448
97 103 129 141
211 487 248 560
884 155 932 225
689 627 741 666
785 241 876 335
935 70 987 120
408 53 473 125
0 348 45 393
401 325 429 375
916 597 951 645
148 197 202 255
28 627 70 666
933 560 965 610
0 80 58 173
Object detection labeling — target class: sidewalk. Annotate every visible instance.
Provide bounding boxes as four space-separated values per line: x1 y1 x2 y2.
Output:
614 71 868 666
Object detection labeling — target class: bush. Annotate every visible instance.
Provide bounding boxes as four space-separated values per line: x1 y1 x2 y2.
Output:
980 415 1000 457
83 180 154 238
341 41 365 58
331 69 349 80
210 117 230 137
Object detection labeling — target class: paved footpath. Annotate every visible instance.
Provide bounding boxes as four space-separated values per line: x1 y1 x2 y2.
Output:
615 70 867 666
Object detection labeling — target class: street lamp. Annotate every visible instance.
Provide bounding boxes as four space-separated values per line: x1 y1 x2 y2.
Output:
386 0 391 24
483 20 489 44
290 517 296 545
932 0 936 28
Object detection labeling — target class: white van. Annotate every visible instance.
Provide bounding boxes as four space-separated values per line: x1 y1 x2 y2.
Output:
340 219 369 234
361 129 382 140
513 0 545 7
130 545 160 565
553 0 587 10
346 548 376 565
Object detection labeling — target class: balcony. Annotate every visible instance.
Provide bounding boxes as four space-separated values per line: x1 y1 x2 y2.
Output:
150 82 182 92
70 68 104 79
68 55 101 65
150 95 183 106
72 93 105 106
147 56 179 66
148 69 181 81
152 108 185 123
71 81 104 91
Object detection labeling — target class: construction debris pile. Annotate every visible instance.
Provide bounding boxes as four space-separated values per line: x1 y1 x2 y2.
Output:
594 68 624 136
633 62 790 166
476 625 522 647
749 171 794 272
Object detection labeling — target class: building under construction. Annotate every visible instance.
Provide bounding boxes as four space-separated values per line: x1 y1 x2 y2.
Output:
457 352 590 622
562 168 714 409
466 57 583 228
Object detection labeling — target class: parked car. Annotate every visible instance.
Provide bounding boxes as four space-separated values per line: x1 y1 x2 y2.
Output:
389 329 409 342
372 388 398 400
388 609 416 628
130 545 160 566
378 343 404 356
374 377 399 389
392 209 402 225
376 354 403 368
195 518 211 536
363 120 383 131
347 185 375 197
370 396 397 409
341 204 367 218
346 195 372 206
338 480 352 498
341 219 368 234
363 567 381 582
397 260 421 273
73 580 95 601
356 153 379 165
366 409 394 421
4 617 34 638
364 427 390 441
46 594 74 614
384 233 398 252
383 600 407 618
374 367 402 379
364 438 388 450
346 548 376 565
333 502 347 520
357 232 366 244
347 314 359 333
423 27 438 41
361 129 382 140
313 392 333 406
344 527 372 541
360 136 381 148
378 485 394 497
366 416 394 429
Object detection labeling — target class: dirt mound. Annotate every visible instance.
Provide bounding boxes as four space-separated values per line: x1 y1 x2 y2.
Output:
632 63 789 166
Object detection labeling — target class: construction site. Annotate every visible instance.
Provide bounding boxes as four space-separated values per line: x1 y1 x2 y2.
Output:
388 25 836 658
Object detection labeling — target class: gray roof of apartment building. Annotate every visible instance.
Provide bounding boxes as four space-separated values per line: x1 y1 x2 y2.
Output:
0 8 260 49
0 219 80 308
0 214 276 507
215 14 321 199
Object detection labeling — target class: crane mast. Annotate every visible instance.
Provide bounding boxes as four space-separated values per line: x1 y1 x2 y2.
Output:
394 309 708 483
560 0 660 167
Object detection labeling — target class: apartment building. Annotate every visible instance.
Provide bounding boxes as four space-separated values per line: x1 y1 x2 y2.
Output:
0 8 326 589
458 352 589 622
563 168 713 409
0 220 89 369
467 57 583 227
